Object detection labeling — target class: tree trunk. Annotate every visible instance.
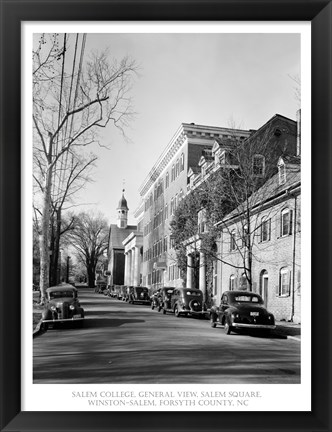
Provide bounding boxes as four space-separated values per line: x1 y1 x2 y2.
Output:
87 265 95 288
39 166 53 303
50 208 61 286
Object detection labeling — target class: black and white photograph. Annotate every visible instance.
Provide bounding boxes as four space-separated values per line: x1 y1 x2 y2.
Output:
23 22 311 412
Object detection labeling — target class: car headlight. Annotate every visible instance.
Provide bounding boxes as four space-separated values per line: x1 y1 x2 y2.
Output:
50 305 56 311
69 305 75 310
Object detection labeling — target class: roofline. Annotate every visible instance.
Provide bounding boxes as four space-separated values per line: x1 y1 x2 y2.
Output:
138 122 250 197
215 180 301 227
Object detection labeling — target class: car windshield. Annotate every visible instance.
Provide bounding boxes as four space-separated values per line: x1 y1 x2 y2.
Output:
136 288 147 293
233 295 262 304
185 290 201 297
49 290 75 299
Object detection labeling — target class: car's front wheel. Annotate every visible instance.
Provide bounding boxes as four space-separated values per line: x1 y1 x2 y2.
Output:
224 317 232 335
174 305 181 317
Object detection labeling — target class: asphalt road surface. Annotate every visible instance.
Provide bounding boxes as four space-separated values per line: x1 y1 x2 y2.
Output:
33 288 301 384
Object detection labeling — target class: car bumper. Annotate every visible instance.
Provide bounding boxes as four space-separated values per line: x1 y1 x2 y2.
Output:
232 323 276 330
42 317 84 323
133 300 150 304
182 309 207 315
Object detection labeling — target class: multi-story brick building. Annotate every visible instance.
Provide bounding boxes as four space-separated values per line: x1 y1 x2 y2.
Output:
215 155 301 323
181 113 300 320
138 123 251 291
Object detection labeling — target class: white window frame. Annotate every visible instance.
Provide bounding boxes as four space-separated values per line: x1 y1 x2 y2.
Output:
278 267 291 297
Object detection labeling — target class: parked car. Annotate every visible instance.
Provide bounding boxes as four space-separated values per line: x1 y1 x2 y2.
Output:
41 286 84 329
113 285 122 299
120 285 128 300
150 288 162 310
105 285 116 297
157 287 176 312
210 290 276 335
165 287 206 318
128 286 151 305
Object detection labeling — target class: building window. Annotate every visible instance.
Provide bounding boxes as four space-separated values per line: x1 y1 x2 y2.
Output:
166 172 169 188
229 275 235 291
240 273 248 290
180 153 184 171
253 154 265 176
281 208 293 236
170 198 174 215
198 208 207 234
230 230 236 251
171 165 175 182
278 267 291 297
176 159 180 177
260 217 271 242
165 203 168 220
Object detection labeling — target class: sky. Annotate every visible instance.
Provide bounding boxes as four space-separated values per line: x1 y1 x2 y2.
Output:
69 30 301 225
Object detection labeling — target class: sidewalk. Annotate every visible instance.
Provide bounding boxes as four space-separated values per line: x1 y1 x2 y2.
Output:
275 320 301 341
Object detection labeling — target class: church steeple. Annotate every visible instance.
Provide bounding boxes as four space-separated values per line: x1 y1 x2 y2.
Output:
117 189 129 228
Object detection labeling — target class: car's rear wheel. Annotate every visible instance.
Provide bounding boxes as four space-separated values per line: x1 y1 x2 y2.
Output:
224 318 232 335
210 314 217 328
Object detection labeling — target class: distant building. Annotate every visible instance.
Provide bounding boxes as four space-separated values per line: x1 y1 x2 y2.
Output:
137 122 251 292
107 190 137 286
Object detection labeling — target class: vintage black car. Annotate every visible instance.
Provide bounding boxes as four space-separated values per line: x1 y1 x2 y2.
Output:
210 290 276 335
150 288 162 310
41 286 84 329
163 287 206 317
118 285 128 300
127 286 151 305
157 287 176 312
112 285 122 299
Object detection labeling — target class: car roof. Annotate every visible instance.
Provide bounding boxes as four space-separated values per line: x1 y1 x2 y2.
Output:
180 287 201 291
46 286 77 293
224 290 260 295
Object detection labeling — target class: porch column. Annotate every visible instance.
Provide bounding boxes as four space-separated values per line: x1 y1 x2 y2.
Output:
134 246 141 286
124 252 129 285
127 250 132 285
186 254 193 288
199 251 206 301
130 248 135 285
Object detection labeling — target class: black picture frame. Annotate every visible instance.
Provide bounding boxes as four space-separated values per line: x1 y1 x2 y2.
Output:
0 1 331 431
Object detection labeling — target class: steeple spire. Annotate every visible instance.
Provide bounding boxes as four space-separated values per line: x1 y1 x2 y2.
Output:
117 189 128 228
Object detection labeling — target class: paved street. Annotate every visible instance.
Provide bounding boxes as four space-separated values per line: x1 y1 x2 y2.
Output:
33 288 300 384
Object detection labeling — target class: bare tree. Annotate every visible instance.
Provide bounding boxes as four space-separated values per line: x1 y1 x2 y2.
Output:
67 212 109 288
33 33 138 302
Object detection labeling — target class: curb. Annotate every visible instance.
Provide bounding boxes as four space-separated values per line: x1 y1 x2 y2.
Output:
33 319 47 338
287 335 301 342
